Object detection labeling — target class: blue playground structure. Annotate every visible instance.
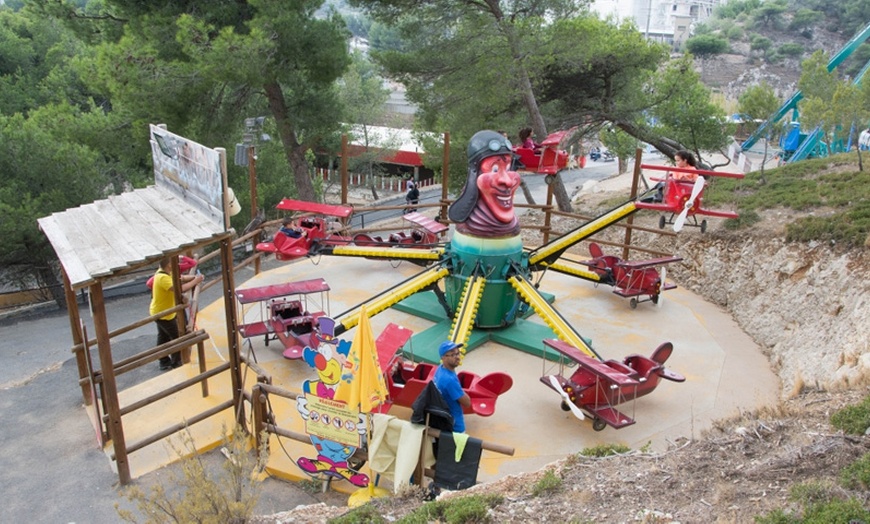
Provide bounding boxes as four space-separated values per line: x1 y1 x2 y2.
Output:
741 21 870 163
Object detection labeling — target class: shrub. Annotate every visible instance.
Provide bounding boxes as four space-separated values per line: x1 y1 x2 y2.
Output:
840 452 870 490
116 425 267 524
802 497 870 523
831 394 870 435
330 503 387 523
778 43 804 57
754 508 800 523
398 494 503 524
579 443 630 457
531 469 562 496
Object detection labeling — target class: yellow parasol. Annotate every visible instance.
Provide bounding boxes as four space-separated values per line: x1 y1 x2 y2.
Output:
333 305 390 506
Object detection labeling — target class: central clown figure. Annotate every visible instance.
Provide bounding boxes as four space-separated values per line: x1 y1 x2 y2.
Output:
449 131 521 238
444 130 527 328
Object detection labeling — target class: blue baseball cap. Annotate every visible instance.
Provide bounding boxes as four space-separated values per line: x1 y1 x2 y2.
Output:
438 341 463 357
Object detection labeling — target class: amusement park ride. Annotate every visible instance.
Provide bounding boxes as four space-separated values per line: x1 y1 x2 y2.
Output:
253 130 742 430
635 163 745 233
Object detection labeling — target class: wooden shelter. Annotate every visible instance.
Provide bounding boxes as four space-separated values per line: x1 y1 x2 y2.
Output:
38 181 244 485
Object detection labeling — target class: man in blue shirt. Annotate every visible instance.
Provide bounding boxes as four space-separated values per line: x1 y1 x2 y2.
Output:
433 341 471 433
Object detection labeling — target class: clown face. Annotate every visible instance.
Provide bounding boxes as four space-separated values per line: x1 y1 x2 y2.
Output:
476 154 520 224
314 341 346 387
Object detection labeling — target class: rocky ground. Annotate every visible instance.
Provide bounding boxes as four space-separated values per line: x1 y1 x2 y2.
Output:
257 167 870 523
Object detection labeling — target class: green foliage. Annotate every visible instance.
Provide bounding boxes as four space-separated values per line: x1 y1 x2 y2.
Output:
788 480 835 506
396 494 503 524
751 0 787 30
703 154 870 246
579 443 630 457
830 394 870 435
686 34 730 59
802 497 870 523
839 452 870 490
723 210 760 230
754 508 800 524
757 479 870 523
726 25 745 41
738 81 781 135
116 425 268 524
715 0 762 19
788 9 820 33
749 34 772 54
531 469 563 496
778 43 804 58
329 503 387 523
644 55 730 157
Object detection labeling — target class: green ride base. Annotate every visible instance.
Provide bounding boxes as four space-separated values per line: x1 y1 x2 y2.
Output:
392 290 582 364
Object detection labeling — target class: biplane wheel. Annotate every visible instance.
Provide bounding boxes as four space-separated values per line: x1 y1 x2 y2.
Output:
651 294 659 305
700 219 708 233
592 418 607 431
658 215 666 229
629 298 638 309
560 401 571 412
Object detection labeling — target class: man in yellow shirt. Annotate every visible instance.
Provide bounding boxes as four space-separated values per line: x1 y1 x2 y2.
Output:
150 256 204 370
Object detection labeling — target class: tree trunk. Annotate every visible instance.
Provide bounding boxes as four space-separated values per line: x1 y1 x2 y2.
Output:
36 264 65 310
518 179 535 205
492 8 572 212
264 81 317 202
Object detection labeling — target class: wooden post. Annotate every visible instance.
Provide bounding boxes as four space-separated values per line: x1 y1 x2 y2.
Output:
220 237 245 430
440 132 450 225
252 384 267 457
341 134 349 206
543 176 554 244
63 269 91 405
622 148 644 260
90 283 131 485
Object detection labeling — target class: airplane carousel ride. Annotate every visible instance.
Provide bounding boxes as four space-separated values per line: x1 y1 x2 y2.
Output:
253 130 746 432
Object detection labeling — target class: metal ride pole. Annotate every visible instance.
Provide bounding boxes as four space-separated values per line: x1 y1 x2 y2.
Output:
249 145 260 274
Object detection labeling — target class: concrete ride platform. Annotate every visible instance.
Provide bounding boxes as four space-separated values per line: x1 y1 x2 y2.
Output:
116 252 780 492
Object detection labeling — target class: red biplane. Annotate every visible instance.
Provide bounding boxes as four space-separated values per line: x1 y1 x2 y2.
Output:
541 338 685 431
513 128 580 175
582 243 682 309
351 212 447 248
635 164 745 233
255 199 353 260
374 323 513 416
236 278 332 359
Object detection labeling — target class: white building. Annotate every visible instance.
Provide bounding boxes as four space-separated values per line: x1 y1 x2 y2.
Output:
590 0 720 48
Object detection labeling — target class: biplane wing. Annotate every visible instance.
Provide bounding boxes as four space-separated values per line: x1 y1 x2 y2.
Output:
275 198 354 218
235 278 330 359
402 211 448 234
542 339 683 430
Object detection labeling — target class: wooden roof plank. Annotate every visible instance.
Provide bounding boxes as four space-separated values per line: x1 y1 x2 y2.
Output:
135 188 220 242
37 215 94 288
106 192 181 256
92 198 163 262
44 209 114 279
121 190 192 250
68 205 141 271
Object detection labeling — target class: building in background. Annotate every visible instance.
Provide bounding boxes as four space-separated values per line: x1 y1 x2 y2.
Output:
590 0 720 49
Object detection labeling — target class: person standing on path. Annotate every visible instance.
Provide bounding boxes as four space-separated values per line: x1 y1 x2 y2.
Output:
433 340 471 433
150 256 203 371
